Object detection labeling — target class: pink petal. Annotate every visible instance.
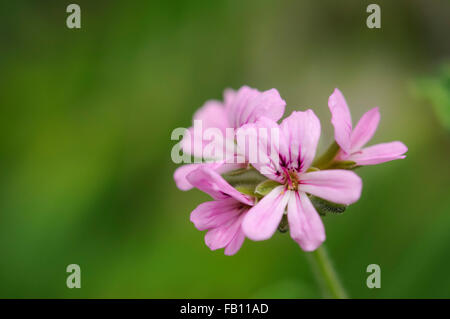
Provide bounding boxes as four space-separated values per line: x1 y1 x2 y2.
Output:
299 170 362 205
280 110 321 173
224 223 246 256
181 100 229 157
287 192 325 251
186 167 254 205
193 100 229 132
347 141 408 165
173 164 200 191
225 86 286 129
328 88 352 154
174 162 246 191
181 127 201 158
350 107 380 152
242 186 290 241
236 117 285 183
190 198 243 231
223 88 237 107
204 213 243 251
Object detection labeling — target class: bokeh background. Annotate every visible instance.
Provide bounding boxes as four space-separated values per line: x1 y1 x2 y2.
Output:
0 0 449 298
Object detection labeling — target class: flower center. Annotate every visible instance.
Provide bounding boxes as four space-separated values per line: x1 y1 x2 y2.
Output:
282 167 299 191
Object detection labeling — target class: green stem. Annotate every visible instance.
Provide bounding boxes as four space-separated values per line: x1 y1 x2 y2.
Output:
307 246 348 299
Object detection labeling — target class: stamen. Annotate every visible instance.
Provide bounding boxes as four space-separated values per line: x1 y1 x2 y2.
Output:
282 167 293 189
282 167 299 191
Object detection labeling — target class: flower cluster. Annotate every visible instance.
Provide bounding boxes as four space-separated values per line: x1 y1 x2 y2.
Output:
173 86 407 255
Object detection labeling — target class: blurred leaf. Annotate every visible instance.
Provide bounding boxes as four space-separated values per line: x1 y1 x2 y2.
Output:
251 279 317 298
412 64 450 130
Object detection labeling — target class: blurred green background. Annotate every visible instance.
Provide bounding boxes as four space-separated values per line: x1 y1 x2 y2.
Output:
0 0 449 298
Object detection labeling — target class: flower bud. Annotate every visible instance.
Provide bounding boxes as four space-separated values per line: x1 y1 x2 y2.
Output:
309 195 346 216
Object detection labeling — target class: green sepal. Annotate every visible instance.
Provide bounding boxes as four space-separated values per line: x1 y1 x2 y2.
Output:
224 167 251 176
329 160 357 170
255 179 282 197
235 185 258 196
278 214 289 233
222 167 266 186
309 195 347 216
312 142 340 169
222 167 268 197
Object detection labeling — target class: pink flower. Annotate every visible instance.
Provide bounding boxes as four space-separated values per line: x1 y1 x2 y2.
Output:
236 111 362 251
328 88 408 165
174 86 286 190
187 167 254 255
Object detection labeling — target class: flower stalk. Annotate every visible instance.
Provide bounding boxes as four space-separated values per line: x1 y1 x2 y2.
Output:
307 246 348 299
